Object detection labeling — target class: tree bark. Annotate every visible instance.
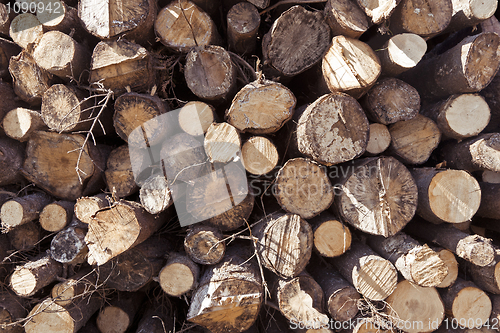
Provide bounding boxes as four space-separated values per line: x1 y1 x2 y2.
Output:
51 268 97 306
7 221 40 252
322 36 381 99
96 292 145 333
204 122 241 163
443 0 497 34
85 199 167 266
328 240 398 301
135 301 174 333
309 212 352 258
0 4 12 36
0 38 21 80
253 212 313 278
477 182 500 219
0 192 51 231
274 157 334 219
262 5 331 77
404 218 496 267
294 93 369 166
410 168 481 224
324 0 369 38
226 78 296 134
467 254 500 294
388 114 441 164
3 108 46 142
366 232 448 287
184 224 225 265
184 45 237 102
227 2 260 55
10 254 62 297
421 94 490 140
0 137 25 186
377 33 427 76
365 123 391 155
360 77 420 125
0 291 27 333
158 252 200 297
333 156 418 237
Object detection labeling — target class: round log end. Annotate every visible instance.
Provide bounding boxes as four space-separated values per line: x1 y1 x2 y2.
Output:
313 219 352 257
436 249 458 288
241 136 279 175
452 287 492 328
353 255 397 301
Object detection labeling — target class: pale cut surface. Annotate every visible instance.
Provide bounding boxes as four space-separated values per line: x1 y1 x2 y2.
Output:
178 101 214 136
10 269 36 296
387 33 427 68
39 203 67 232
204 122 241 163
428 169 481 223
356 0 399 24
3 108 44 142
452 287 492 328
313 220 352 257
1 201 23 227
33 31 77 78
482 170 500 183
444 94 490 137
436 249 458 288
226 79 296 134
159 263 194 297
386 280 444 333
324 0 369 38
366 123 391 155
41 85 82 132
241 136 279 175
353 255 397 300
97 306 130 333
9 13 43 49
25 300 74 333
322 36 381 96
37 0 66 27
470 0 497 19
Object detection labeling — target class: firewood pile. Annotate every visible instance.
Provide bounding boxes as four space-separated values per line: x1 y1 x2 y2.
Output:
1 0 500 332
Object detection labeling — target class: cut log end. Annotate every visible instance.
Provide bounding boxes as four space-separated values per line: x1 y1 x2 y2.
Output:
436 249 459 288
353 255 398 301
365 123 391 155
241 136 279 175
452 286 492 327
159 254 199 297
97 306 130 333
178 101 215 136
184 225 225 265
204 122 241 163
379 33 427 76
313 219 352 258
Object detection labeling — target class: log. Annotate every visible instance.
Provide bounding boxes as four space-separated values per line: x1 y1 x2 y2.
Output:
241 136 279 175
9 254 62 297
184 45 237 102
0 38 21 80
262 5 331 77
385 280 445 333
139 174 173 215
309 212 352 258
253 212 313 278
85 199 166 266
25 295 101 333
323 0 369 39
50 223 88 264
39 200 74 232
246 0 269 9
226 78 296 134
158 252 200 297
37 0 80 35
0 192 51 231
274 157 334 219
404 218 496 267
360 77 420 125
114 91 170 146
97 235 170 292
467 255 500 294
135 301 173 333
206 190 254 231
178 101 215 136
96 292 144 333
0 4 12 36
434 247 459 288
187 247 263 333
377 33 427 76
322 36 381 99
9 13 43 49
7 221 40 251
294 93 369 166
388 114 441 164
365 123 391 155
154 0 219 53
411 168 481 224
328 240 398 301
21 131 106 200
74 194 110 224
421 94 490 140
483 170 500 184
477 182 500 219
9 50 52 105
491 295 500 332
3 108 46 142
203 122 241 163
79 0 156 43
307 262 360 322
0 137 25 186
440 278 492 328
0 291 27 333
444 0 497 34
51 268 97 306
184 224 225 265
389 0 453 38
333 156 418 237
104 145 138 198
33 31 90 81
268 271 329 329
441 133 500 173
41 84 96 133
227 2 260 55
89 39 154 94
400 32 500 100
355 0 400 24
366 232 448 287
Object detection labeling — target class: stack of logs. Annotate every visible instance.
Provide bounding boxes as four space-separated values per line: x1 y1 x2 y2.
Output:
1 0 500 332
